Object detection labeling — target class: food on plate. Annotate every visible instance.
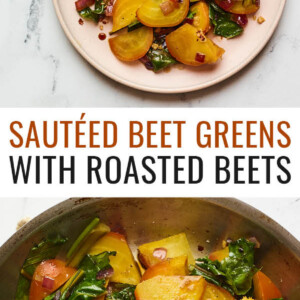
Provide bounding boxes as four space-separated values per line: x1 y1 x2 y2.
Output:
166 24 225 66
136 0 190 28
189 1 211 33
109 26 153 61
15 217 283 299
74 0 262 72
214 0 260 15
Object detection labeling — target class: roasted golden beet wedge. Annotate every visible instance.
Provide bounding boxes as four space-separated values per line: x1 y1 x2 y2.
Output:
137 0 189 28
138 233 195 268
215 0 260 15
141 255 188 281
109 26 153 61
135 276 206 300
112 0 146 33
190 1 211 33
253 271 283 300
202 283 235 300
89 232 141 285
166 24 225 66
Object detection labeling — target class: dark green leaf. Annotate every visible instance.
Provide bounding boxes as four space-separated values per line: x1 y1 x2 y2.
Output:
214 20 243 39
65 252 116 300
94 0 106 14
68 279 106 300
147 48 177 72
77 0 106 23
22 234 67 276
16 235 67 300
186 10 196 20
79 8 100 23
107 284 136 300
221 238 258 294
209 2 243 38
79 251 116 280
190 265 234 295
45 270 85 300
195 238 258 296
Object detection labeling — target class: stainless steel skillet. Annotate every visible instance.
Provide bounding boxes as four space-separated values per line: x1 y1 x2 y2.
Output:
0 198 299 299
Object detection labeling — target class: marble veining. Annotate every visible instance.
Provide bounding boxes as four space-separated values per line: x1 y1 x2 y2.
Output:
49 54 60 93
0 0 299 107
25 0 43 49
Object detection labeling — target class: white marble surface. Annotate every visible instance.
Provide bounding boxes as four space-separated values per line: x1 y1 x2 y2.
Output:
0 0 299 107
1 198 299 247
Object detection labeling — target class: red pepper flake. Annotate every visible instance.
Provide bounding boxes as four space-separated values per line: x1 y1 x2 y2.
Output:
195 53 205 63
98 33 106 40
78 18 84 25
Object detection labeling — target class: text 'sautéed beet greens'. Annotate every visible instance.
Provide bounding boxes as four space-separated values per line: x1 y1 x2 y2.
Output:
16 217 283 300
73 0 262 72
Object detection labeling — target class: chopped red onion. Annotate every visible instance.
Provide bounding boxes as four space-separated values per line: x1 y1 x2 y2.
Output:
153 247 167 260
140 56 154 71
97 266 114 280
234 14 248 27
75 0 95 11
184 18 194 25
218 0 234 10
42 276 55 290
195 53 205 63
105 0 115 17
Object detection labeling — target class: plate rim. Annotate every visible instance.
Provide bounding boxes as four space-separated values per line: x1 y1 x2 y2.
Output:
52 0 286 94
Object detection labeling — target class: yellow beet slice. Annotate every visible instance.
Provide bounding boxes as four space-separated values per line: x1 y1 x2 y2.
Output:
190 1 210 33
112 0 146 33
138 233 195 268
89 232 141 285
166 23 225 66
137 0 189 28
141 255 188 281
135 276 206 300
215 0 260 15
202 282 235 300
209 247 229 262
109 26 153 62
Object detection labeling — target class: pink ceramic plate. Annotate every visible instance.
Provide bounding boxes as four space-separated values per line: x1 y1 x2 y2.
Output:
53 0 286 93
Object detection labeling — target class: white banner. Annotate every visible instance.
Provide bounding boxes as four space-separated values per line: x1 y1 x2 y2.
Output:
0 108 299 197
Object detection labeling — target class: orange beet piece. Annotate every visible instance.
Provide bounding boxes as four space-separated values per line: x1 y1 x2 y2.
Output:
253 271 282 300
29 259 76 300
